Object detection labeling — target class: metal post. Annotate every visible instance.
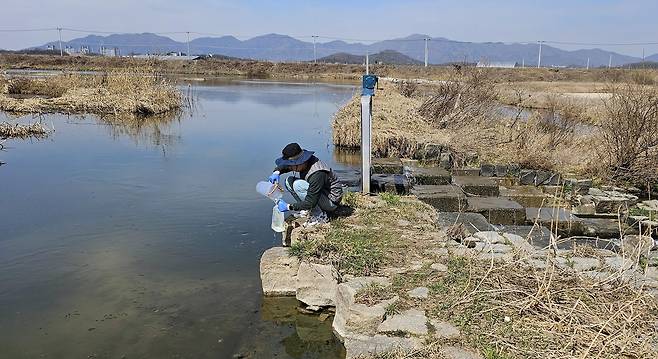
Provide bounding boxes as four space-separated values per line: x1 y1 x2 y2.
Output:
608 54 612 69
366 51 369 74
186 31 191 56
57 27 63 56
424 37 429 67
537 40 543 68
361 95 372 194
586 57 590 70
312 35 318 64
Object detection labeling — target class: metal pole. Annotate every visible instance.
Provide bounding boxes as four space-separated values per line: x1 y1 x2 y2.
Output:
608 54 612 69
424 37 429 67
361 95 372 194
366 51 369 74
537 41 542 68
58 27 63 56
312 35 318 64
186 31 190 56
586 57 590 70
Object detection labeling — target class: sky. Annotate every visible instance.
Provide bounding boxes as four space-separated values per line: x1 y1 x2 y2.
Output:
1 0 657 56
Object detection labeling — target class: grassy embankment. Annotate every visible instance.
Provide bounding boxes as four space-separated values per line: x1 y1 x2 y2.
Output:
333 68 658 188
290 192 658 358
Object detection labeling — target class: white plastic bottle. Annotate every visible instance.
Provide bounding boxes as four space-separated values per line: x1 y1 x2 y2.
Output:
271 205 285 232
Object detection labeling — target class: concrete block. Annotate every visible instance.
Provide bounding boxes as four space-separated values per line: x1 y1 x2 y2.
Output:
480 164 495 177
412 185 467 212
535 170 552 186
452 176 499 197
452 167 480 176
371 158 403 174
370 174 410 195
526 207 584 236
404 165 452 185
467 197 526 225
500 185 551 208
494 164 508 177
439 151 452 169
519 170 536 185
436 212 495 234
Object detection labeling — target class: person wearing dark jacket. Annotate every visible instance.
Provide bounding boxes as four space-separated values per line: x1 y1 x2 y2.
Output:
268 143 343 220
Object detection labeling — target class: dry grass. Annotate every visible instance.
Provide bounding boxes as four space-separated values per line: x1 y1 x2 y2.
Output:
0 121 49 139
0 67 182 117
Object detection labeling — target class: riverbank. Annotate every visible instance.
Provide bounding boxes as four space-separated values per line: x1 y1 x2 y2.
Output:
261 190 658 358
0 67 182 117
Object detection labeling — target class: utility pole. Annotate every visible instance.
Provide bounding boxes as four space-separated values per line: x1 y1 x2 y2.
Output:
366 50 369 74
424 37 430 67
311 35 319 64
586 57 590 70
186 31 191 56
608 54 612 69
522 58 525 68
57 27 63 56
537 40 543 68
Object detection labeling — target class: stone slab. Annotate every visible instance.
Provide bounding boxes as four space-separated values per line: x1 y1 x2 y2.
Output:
467 197 526 225
260 247 300 296
404 165 452 185
377 309 428 336
519 170 535 185
525 207 584 236
370 174 410 195
333 277 394 341
480 164 495 177
371 158 403 174
344 335 420 359
412 185 467 212
452 176 499 197
437 212 495 234
580 217 637 239
452 167 480 177
493 225 554 249
500 185 552 208
296 262 338 307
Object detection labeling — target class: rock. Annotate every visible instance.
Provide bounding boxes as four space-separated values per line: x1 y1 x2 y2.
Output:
494 225 554 250
335 168 362 189
370 174 411 195
604 256 635 271
587 188 639 213
378 309 428 336
440 152 453 169
260 247 300 296
418 143 443 160
453 176 499 196
452 167 480 176
344 334 420 359
428 248 450 258
621 235 654 259
430 319 461 339
442 345 484 359
502 233 536 253
474 243 513 254
534 170 553 186
526 207 584 236
495 164 509 177
467 197 526 225
527 258 548 269
437 212 494 234
430 263 448 272
580 217 635 239
404 166 452 185
372 158 403 174
296 262 338 307
556 257 600 272
472 231 507 244
407 287 429 299
333 277 394 341
413 185 467 212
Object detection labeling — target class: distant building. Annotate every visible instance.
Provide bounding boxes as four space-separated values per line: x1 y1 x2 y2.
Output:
476 61 519 68
100 46 119 57
131 54 201 61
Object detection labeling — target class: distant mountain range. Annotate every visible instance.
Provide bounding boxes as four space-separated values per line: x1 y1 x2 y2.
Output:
34 32 657 68
318 50 422 65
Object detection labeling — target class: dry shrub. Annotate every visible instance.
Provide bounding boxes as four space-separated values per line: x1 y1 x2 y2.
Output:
7 77 67 97
418 69 498 128
630 70 656 85
599 84 658 184
0 121 49 139
396 80 418 98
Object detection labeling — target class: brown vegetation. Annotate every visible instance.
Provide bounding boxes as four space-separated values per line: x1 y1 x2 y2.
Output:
0 121 49 139
0 67 182 117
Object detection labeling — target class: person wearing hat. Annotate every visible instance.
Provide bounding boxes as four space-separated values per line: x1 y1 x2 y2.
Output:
268 143 343 221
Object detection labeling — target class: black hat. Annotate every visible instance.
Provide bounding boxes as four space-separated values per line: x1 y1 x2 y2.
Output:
275 143 315 167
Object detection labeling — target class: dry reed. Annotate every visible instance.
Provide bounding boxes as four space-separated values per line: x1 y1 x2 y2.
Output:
0 121 49 139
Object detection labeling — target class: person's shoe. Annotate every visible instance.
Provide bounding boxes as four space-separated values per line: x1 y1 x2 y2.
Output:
305 207 328 226
292 210 309 218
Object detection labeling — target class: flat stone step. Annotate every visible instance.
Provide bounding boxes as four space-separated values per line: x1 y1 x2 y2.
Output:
370 174 410 195
412 185 467 212
500 185 555 208
525 207 584 236
452 176 499 197
436 212 495 234
492 224 555 249
452 167 480 177
467 197 526 225
371 158 403 174
404 165 452 185
580 217 638 239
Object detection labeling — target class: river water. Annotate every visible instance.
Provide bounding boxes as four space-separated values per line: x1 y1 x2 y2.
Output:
0 79 358 358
